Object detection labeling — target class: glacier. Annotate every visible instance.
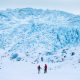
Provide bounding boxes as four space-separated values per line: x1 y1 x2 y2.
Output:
0 8 80 62
0 8 80 80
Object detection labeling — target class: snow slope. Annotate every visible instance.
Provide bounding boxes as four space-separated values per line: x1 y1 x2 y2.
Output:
0 45 80 80
0 54 80 80
0 61 80 80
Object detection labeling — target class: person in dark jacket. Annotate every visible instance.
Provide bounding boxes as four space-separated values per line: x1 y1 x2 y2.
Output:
44 64 47 73
37 65 41 74
41 57 43 62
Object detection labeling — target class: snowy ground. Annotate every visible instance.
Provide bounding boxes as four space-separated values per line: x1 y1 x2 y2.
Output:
0 46 80 80
0 58 80 80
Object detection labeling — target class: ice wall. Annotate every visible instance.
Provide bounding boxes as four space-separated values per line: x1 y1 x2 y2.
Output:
0 8 80 58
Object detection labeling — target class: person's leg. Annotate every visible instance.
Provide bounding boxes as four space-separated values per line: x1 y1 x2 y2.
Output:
44 69 46 73
38 69 40 74
44 68 47 73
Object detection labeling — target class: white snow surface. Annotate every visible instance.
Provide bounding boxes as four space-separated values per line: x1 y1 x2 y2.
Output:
0 46 80 80
0 60 80 80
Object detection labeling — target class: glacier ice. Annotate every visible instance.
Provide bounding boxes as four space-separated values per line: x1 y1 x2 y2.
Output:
0 8 80 62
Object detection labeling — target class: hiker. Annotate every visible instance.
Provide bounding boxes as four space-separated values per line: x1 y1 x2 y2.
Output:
37 65 41 74
44 64 47 73
41 57 43 62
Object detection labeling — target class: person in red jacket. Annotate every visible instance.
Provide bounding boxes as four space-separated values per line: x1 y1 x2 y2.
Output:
44 64 47 73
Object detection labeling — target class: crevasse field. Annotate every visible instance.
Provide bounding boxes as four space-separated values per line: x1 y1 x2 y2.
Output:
0 8 80 80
